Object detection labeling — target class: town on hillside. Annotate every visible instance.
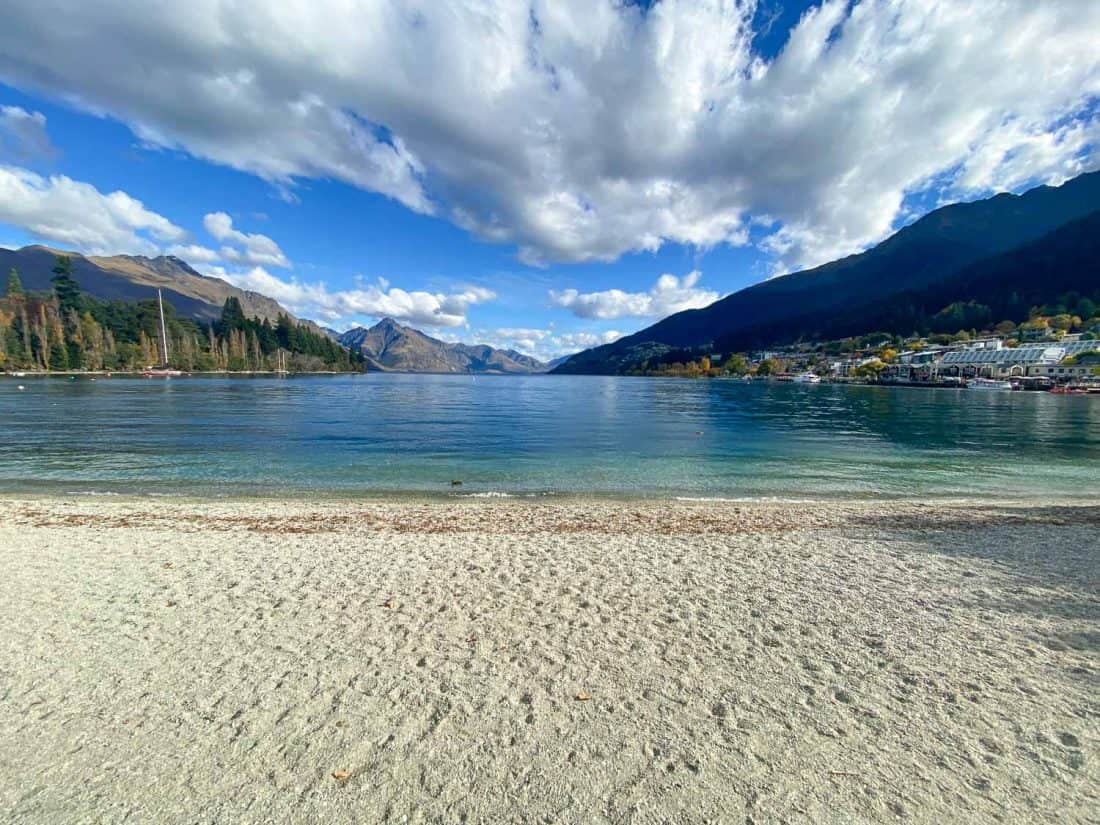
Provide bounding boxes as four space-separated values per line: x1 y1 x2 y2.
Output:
628 311 1100 393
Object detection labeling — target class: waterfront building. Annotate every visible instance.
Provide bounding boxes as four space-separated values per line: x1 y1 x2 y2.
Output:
939 346 1064 378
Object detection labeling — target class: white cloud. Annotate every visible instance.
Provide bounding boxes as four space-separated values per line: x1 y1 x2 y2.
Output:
495 327 552 342
485 326 622 361
550 271 719 320
0 164 185 255
0 106 55 162
166 243 221 263
954 117 1100 196
203 211 290 268
561 330 623 348
218 266 495 328
0 1 1096 271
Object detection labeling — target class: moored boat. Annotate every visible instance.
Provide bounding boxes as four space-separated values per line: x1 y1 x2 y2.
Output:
793 371 821 384
142 289 183 377
142 368 184 378
967 378 1013 391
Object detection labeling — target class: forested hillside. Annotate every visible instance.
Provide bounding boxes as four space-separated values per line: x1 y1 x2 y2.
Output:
0 256 363 373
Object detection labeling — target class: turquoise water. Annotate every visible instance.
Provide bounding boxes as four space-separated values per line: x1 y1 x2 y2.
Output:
0 374 1097 499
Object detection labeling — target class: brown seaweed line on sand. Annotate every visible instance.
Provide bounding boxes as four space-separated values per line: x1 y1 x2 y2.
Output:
7 503 1100 536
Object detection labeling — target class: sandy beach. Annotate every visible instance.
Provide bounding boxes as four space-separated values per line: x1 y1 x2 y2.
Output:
0 497 1097 824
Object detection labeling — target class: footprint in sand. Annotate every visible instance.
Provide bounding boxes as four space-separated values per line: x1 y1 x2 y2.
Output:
1057 732 1080 748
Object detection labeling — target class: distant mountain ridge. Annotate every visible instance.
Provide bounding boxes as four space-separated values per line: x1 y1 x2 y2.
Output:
338 318 547 373
0 245 298 325
554 171 1100 374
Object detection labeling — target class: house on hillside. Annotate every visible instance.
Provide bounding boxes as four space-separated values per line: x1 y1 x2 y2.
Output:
962 337 1004 351
1019 323 1053 342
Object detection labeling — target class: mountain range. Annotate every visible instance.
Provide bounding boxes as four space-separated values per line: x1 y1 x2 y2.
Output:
338 318 548 373
554 171 1100 374
0 245 297 325
7 169 1098 376
1 244 555 371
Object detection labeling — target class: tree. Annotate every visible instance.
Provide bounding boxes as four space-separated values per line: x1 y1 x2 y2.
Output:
854 359 886 379
50 256 82 316
1050 313 1077 332
5 268 23 299
755 358 780 377
723 353 749 375
217 297 247 336
0 284 360 374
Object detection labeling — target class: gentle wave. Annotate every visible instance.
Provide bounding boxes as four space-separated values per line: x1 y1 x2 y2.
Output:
673 496 823 503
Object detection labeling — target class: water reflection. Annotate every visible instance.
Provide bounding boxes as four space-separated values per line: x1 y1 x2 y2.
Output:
0 375 1096 499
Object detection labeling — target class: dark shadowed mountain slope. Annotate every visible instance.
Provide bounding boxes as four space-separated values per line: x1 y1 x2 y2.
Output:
554 171 1100 373
786 209 1100 346
338 318 547 373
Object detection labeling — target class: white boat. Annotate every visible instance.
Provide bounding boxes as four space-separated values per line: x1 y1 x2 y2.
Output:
793 371 821 384
143 289 183 377
967 378 1013 391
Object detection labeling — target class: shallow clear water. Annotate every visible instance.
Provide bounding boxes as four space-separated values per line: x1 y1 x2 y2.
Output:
0 374 1097 499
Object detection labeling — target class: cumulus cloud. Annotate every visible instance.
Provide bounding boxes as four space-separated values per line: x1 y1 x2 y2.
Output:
166 243 221 263
0 105 55 162
485 326 622 361
218 266 495 328
0 1 1096 271
203 211 290 268
550 271 719 320
0 164 185 255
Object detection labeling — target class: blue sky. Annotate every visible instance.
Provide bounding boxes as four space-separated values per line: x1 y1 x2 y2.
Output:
0 0 1097 360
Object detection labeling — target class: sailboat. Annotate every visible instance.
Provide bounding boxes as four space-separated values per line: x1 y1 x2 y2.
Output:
142 289 184 377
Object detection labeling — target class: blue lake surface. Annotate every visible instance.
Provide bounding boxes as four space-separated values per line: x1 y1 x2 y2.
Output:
0 374 1097 499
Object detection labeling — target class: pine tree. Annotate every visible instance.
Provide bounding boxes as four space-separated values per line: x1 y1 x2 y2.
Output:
5 268 24 299
218 297 247 336
50 256 82 316
16 305 32 366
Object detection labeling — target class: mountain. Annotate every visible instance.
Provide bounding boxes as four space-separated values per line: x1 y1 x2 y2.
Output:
0 245 296 325
338 318 548 373
819 210 1100 339
554 171 1100 373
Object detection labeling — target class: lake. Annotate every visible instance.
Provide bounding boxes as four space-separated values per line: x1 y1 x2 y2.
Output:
1 374 1097 499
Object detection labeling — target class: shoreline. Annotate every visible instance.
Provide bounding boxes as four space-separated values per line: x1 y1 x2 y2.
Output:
5 489 1100 508
2 369 360 377
4 496 1100 541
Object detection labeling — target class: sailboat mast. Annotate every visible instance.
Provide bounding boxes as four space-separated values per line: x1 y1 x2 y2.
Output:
157 289 170 364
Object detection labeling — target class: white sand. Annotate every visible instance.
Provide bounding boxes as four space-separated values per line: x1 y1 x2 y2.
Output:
0 497 1097 824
